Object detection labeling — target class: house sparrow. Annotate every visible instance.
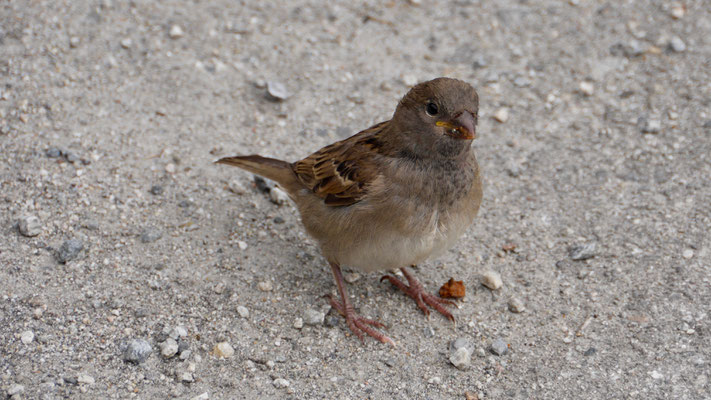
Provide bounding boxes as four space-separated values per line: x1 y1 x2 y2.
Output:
217 77 482 345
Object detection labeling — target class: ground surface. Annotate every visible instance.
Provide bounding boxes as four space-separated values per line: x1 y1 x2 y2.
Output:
1 1 710 399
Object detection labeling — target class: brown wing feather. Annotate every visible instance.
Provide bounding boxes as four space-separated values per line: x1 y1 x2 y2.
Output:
292 121 389 207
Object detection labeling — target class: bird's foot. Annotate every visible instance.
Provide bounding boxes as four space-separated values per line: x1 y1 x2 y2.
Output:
328 295 394 346
381 267 456 321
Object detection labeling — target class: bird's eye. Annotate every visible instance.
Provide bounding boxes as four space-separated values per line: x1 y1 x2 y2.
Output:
425 102 439 116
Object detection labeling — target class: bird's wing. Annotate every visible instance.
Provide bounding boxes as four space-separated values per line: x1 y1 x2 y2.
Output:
292 121 389 207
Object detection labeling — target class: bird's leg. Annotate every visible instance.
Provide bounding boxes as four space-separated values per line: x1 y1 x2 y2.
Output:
381 265 456 321
327 262 395 346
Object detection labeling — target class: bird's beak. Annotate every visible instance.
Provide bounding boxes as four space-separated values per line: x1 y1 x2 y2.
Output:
436 111 476 140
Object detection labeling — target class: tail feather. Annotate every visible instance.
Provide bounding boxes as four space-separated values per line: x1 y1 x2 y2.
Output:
216 155 299 192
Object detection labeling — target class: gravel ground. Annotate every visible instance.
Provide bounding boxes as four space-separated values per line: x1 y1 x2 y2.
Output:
1 1 710 399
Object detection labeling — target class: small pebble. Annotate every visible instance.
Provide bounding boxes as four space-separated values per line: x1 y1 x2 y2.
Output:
165 163 176 173
213 342 234 358
450 337 470 352
140 228 163 243
120 38 132 49
121 338 153 363
449 347 471 370
169 25 184 39
682 249 694 259
303 308 325 326
238 241 248 250
236 305 249 318
179 372 194 382
150 185 164 195
293 318 304 329
273 378 290 388
46 147 62 158
191 393 209 400
569 242 597 261
481 270 503 290
402 73 418 86
423 326 435 338
21 330 35 344
266 81 290 101
170 326 188 339
670 3 685 19
227 179 246 195
584 347 597 356
77 374 95 385
257 280 273 291
324 314 340 327
18 215 42 237
490 338 509 356
57 238 84 263
508 297 525 313
669 36 686 52
161 338 179 358
428 376 441 385
344 272 361 283
493 107 509 123
7 384 25 396
579 81 594 96
640 117 661 134
69 36 80 48
269 187 289 205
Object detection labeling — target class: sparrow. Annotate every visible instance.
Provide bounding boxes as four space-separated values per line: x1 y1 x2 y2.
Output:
217 77 482 345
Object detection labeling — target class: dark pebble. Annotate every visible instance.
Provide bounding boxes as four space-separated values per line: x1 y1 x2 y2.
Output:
584 347 597 356
57 239 84 263
273 216 285 224
140 228 163 243
178 199 192 208
254 175 275 193
569 242 597 261
46 147 62 158
703 120 711 129
121 338 153 364
63 377 78 385
324 314 341 328
150 185 164 195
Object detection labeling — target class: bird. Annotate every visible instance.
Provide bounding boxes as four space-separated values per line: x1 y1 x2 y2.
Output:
216 77 482 345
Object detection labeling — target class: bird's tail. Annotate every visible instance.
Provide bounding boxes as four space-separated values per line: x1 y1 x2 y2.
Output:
216 155 300 192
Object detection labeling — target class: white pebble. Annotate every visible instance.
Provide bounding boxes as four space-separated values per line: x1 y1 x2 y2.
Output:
493 107 509 123
682 249 694 259
165 163 176 173
669 36 686 52
481 270 503 290
213 342 234 358
238 241 248 250
120 38 132 49
344 272 361 283
236 305 249 318
402 74 418 86
269 187 289 205
303 308 325 326
428 376 441 385
191 393 209 400
579 81 594 96
293 317 304 329
77 374 95 385
257 280 273 291
169 25 184 39
273 378 290 388
171 326 188 339
161 338 179 358
449 347 471 370
18 215 42 237
7 384 24 396
20 330 35 344
508 297 526 313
